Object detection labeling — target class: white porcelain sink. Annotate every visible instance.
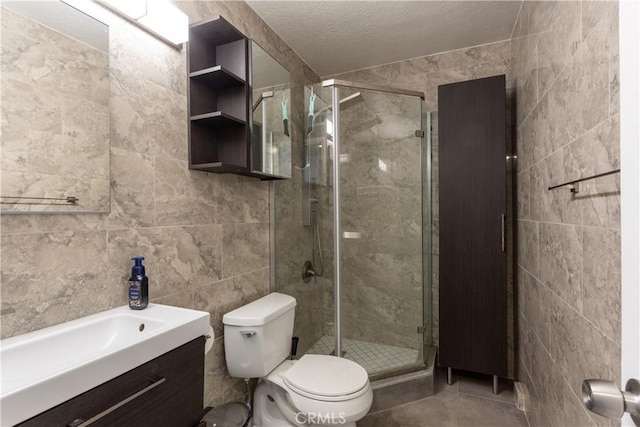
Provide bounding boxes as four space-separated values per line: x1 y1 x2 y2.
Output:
0 304 210 426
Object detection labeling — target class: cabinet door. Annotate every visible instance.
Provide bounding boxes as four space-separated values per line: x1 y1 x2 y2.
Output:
438 75 507 377
19 337 205 427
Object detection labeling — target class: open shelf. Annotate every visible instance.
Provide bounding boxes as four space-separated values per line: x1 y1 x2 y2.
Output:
189 65 245 88
190 111 245 126
189 162 286 180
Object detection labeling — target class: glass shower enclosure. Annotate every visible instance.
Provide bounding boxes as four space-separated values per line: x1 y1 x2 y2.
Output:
273 79 431 379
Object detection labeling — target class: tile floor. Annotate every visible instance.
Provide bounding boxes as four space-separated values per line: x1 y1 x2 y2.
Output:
357 369 528 427
306 335 420 374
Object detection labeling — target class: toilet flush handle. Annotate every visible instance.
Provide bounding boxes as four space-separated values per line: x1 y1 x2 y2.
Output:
240 331 257 338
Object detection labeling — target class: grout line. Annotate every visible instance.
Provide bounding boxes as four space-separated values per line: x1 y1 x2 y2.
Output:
153 155 157 227
192 266 270 291
457 390 517 407
516 217 620 232
509 0 525 41
324 39 512 80
544 278 619 345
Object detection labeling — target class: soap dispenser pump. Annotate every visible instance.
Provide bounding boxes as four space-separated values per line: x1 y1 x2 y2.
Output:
128 256 149 310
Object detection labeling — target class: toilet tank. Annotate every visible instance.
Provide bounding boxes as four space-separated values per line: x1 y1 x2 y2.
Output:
223 293 296 378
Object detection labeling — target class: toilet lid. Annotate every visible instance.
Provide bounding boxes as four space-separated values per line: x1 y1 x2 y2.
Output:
283 355 368 398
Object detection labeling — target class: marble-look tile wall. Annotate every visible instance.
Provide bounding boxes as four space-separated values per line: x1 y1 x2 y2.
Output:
0 0 319 407
512 1 620 426
330 40 512 352
1 7 110 212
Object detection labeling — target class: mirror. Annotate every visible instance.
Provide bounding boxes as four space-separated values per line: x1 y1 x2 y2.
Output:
1 1 110 213
251 41 291 179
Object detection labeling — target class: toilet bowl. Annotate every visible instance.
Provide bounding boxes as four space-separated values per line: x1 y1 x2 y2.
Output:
223 293 373 427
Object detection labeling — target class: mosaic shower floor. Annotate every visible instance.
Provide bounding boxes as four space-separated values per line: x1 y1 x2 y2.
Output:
306 335 421 374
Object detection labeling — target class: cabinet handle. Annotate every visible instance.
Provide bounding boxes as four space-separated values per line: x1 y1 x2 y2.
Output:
501 214 506 252
66 376 166 427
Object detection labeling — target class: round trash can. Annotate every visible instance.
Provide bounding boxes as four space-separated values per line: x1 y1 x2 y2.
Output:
200 402 250 427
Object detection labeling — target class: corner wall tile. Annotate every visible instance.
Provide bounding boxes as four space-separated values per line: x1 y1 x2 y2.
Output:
536 0 582 99
517 171 530 220
193 267 269 338
547 10 609 152
243 178 270 223
154 157 218 226
609 2 620 117
539 223 582 312
203 336 234 407
222 223 269 278
518 220 539 277
529 95 551 165
1 230 109 339
511 1 555 39
582 227 620 341
531 150 582 225
511 35 538 124
523 272 550 350
549 293 611 401
107 225 222 301
109 18 187 95
151 290 194 309
110 68 188 161
563 115 621 229
107 147 155 228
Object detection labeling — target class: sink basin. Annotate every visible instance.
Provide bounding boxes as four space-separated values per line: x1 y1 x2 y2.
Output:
0 304 210 426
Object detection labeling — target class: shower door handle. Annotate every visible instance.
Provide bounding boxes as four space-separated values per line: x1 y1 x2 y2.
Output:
501 214 506 252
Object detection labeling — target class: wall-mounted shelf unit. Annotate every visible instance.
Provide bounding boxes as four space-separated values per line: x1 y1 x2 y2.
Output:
187 16 286 180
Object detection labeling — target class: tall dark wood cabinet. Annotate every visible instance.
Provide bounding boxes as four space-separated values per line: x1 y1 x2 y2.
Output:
438 75 508 383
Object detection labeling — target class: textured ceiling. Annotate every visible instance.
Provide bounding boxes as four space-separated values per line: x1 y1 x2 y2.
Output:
246 1 522 77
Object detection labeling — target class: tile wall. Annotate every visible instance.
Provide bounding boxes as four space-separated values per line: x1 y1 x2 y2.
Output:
0 0 319 406
512 1 621 426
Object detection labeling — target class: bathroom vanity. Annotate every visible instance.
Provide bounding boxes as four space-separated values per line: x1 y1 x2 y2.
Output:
18 337 205 427
1 304 211 426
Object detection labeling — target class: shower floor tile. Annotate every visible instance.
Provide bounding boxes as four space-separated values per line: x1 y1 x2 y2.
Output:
306 335 420 374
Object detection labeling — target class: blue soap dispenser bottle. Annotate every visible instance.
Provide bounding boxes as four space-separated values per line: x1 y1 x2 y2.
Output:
128 256 149 310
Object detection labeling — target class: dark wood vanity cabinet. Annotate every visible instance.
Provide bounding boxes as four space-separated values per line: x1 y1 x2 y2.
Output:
438 75 508 379
18 337 205 427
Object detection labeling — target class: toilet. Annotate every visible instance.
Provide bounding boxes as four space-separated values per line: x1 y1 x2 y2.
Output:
223 293 373 427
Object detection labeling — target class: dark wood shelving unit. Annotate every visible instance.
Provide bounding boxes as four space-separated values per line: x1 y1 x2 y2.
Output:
187 16 284 180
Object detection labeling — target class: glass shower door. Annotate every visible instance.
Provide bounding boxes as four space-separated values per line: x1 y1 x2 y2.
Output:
336 86 425 376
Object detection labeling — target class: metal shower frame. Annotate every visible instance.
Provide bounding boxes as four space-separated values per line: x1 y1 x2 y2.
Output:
321 80 429 375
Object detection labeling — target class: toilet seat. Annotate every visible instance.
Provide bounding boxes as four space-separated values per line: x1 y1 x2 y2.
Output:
282 355 369 402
